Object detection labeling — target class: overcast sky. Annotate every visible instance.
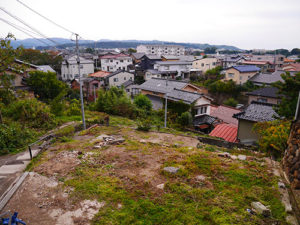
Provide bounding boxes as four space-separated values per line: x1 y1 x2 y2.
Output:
0 0 299 50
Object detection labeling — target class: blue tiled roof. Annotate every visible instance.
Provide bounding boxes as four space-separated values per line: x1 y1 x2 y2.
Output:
232 65 260 73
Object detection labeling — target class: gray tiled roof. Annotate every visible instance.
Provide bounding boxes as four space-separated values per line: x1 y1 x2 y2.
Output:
155 61 192 65
247 87 282 98
144 54 162 60
233 101 278 122
132 53 145 59
249 70 295 85
193 115 217 126
139 78 187 94
167 88 203 104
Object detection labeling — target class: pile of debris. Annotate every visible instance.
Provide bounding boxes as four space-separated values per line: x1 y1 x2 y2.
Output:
92 134 125 149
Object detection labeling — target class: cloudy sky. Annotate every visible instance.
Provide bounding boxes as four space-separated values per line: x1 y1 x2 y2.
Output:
0 0 299 50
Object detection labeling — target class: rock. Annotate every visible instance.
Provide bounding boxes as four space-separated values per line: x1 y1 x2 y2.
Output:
230 155 238 160
238 155 247 161
251 202 271 217
218 152 230 158
163 167 180 174
195 175 206 181
94 145 102 149
117 203 122 209
156 183 165 189
96 134 110 141
286 215 298 225
278 182 286 189
174 143 179 148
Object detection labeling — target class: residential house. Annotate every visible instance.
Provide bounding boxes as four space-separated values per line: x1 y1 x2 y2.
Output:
241 60 274 73
153 61 192 79
103 70 134 88
233 101 278 144
249 54 285 68
137 44 185 56
100 53 132 72
89 70 111 79
249 70 296 86
210 105 240 126
192 57 219 73
219 55 246 68
71 77 101 101
138 54 162 71
224 65 260 84
282 63 300 72
161 55 180 61
139 78 210 110
247 87 282 105
144 69 162 81
131 53 145 64
61 55 94 81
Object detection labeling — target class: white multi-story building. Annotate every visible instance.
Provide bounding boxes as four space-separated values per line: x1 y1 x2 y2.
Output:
100 53 132 72
137 44 185 56
61 55 94 81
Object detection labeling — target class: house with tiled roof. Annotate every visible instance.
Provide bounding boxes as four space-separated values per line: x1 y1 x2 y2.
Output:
247 87 282 105
89 70 111 78
103 70 134 88
139 78 211 111
233 101 279 144
241 60 274 73
282 63 300 72
100 53 132 72
224 65 260 84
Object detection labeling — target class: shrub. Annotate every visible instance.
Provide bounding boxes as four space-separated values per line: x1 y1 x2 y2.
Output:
0 122 36 155
178 112 193 127
137 118 152 131
66 99 81 116
55 125 75 138
134 94 152 111
4 98 56 129
253 120 290 157
223 98 238 107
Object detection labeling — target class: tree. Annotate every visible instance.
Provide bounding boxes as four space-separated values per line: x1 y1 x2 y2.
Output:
272 72 300 119
204 47 217 54
27 71 68 102
291 48 300 55
128 48 137 54
134 94 152 111
223 98 238 107
85 48 95 54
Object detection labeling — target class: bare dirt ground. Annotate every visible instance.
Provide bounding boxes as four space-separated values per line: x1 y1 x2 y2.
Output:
2 128 200 225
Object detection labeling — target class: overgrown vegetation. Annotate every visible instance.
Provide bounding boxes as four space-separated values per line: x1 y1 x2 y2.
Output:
253 120 290 157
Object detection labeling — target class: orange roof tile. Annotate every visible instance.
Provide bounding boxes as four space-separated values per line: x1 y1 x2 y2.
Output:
89 70 111 78
209 123 238 143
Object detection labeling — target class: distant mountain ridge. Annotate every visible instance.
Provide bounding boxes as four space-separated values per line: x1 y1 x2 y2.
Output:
10 38 241 51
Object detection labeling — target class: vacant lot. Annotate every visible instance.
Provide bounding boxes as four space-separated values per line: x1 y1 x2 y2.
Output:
3 123 287 225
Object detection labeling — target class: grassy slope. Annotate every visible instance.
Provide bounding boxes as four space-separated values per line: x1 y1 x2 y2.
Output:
29 115 286 224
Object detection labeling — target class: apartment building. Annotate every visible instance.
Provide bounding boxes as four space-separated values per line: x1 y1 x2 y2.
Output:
137 44 185 56
100 53 132 72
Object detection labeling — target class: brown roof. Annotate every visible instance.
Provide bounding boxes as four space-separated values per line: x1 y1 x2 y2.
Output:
242 60 272 65
89 70 111 78
283 63 300 72
210 105 241 126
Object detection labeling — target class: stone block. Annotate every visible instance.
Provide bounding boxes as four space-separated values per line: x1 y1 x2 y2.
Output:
163 167 180 174
251 202 271 217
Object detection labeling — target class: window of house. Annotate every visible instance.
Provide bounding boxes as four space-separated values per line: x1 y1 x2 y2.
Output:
123 67 125 70
129 77 132 80
105 59 109 63
201 63 204 67
120 60 123 63
258 98 267 103
124 77 126 80
116 62 119 64
212 62 216 65
197 106 207 115
240 76 242 80
110 60 113 62
228 73 234 78
113 78 118 82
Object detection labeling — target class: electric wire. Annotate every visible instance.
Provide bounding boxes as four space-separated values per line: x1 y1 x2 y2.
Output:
0 17 51 47
16 0 75 35
0 7 59 45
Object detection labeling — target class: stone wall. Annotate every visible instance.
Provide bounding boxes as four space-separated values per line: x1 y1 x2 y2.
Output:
283 120 300 189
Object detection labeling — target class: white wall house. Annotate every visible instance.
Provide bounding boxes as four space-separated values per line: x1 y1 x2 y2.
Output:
154 61 192 79
100 53 132 72
137 45 185 56
194 97 211 116
105 70 135 88
192 57 218 73
144 69 162 81
61 56 94 81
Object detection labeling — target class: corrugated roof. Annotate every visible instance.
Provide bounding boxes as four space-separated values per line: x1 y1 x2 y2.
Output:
209 123 238 143
193 114 217 126
210 105 241 126
233 101 278 122
232 65 260 73
242 60 272 65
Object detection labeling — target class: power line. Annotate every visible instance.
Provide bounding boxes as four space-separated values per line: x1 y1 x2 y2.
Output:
0 17 51 47
0 7 59 45
16 0 75 35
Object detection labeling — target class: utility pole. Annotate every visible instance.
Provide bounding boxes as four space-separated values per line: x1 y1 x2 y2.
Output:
164 93 168 128
76 33 86 130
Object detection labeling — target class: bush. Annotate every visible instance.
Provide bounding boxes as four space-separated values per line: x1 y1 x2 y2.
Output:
0 122 36 155
253 120 290 157
223 98 238 107
54 125 75 138
4 98 57 129
178 112 193 127
66 99 81 116
137 118 152 131
134 94 152 112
